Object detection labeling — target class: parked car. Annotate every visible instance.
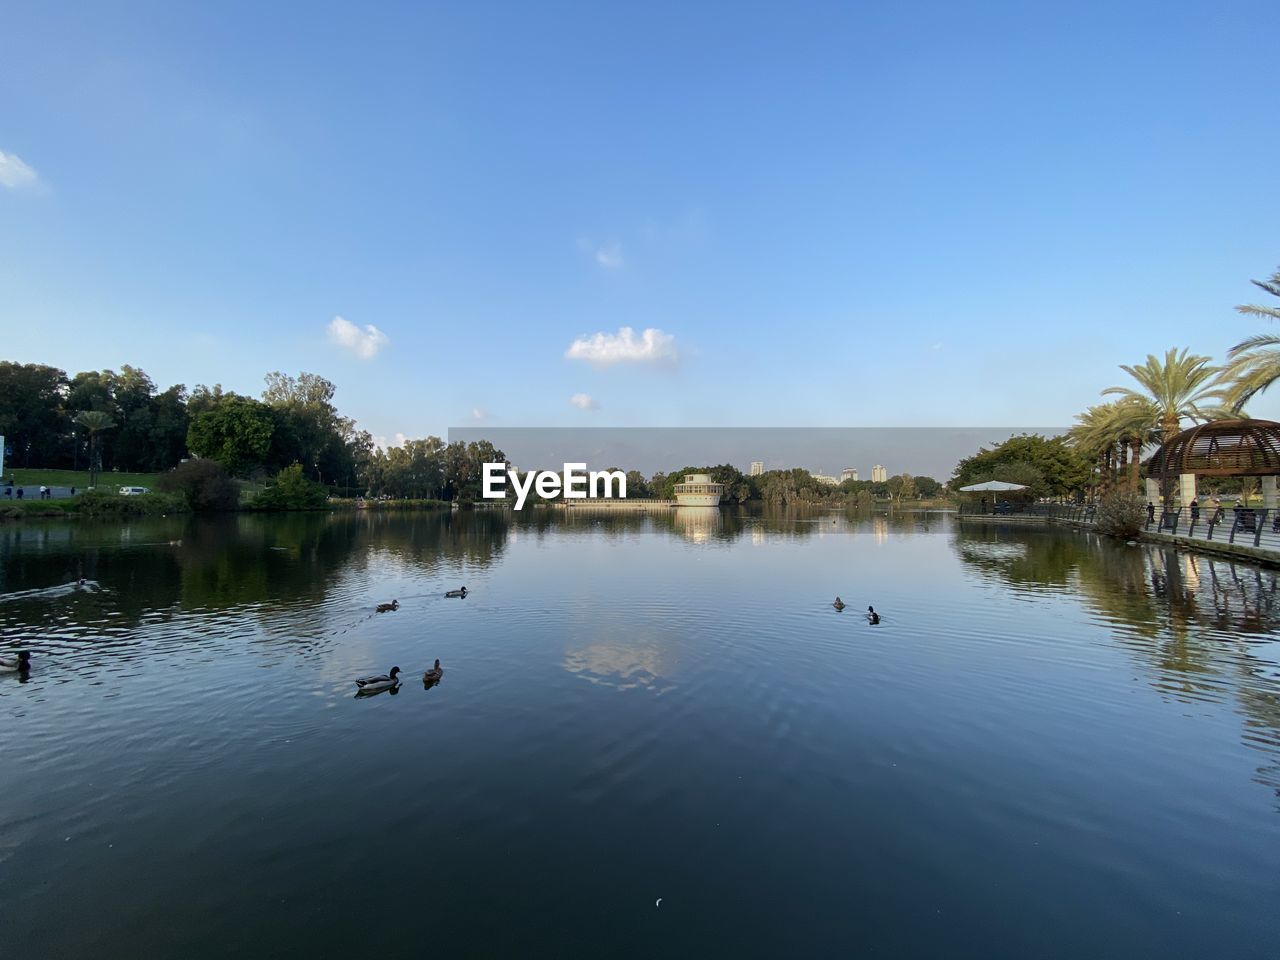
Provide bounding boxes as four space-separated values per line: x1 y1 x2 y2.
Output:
118 486 151 496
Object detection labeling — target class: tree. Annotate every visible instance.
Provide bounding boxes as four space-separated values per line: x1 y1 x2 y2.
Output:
146 385 191 470
991 461 1046 497
261 371 349 482
1069 399 1159 494
951 434 1091 497
0 362 70 469
1103 348 1221 444
1094 490 1146 539
252 464 329 510
74 410 117 487
887 473 916 502
914 476 942 498
187 395 275 476
1220 265 1280 409
155 458 239 511
625 470 649 498
110 365 159 471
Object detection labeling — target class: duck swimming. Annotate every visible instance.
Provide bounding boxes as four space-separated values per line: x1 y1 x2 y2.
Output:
444 587 468 599
833 597 846 611
423 659 444 685
354 666 401 693
866 605 880 624
375 600 399 613
0 651 31 673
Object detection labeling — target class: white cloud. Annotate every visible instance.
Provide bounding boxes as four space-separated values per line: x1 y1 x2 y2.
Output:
471 407 488 421
327 315 389 360
570 392 599 410
577 237 624 269
594 243 623 269
373 432 408 451
0 150 39 190
565 326 678 367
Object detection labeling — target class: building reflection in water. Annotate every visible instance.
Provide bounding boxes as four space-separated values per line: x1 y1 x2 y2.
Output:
673 506 723 544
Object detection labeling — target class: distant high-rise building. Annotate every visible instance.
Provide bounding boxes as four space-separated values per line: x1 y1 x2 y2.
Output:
750 461 764 476
871 464 887 483
812 474 839 485
840 468 858 482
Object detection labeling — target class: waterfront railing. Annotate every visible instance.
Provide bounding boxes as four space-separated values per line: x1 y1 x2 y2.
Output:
959 499 1280 552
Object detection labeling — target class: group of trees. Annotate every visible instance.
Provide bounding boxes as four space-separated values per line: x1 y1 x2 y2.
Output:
2 357 950 508
950 264 1280 501
951 434 1093 499
0 363 190 474
0 365 378 490
751 468 940 505
362 438 506 502
1065 265 1280 498
185 372 375 488
499 463 943 506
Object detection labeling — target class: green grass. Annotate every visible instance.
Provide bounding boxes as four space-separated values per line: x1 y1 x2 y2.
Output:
6 468 161 491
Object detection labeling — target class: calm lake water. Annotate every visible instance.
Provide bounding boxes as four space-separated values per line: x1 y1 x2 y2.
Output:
2 508 1279 958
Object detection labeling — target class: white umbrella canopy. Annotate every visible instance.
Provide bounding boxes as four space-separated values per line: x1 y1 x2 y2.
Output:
958 480 1028 492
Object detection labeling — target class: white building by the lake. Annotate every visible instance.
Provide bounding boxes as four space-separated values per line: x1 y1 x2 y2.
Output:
674 473 723 506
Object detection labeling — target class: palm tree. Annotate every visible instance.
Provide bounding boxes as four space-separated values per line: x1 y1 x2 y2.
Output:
1069 399 1160 494
1219 265 1280 410
1111 397 1160 491
1103 348 1221 444
74 411 116 488
1069 403 1125 494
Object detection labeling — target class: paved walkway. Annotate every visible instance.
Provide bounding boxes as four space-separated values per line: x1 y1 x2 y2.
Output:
2 486 78 501
960 502 1280 567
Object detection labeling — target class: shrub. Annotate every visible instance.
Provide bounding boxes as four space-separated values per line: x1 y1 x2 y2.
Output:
252 464 330 511
1095 490 1145 538
0 501 70 520
67 489 187 518
156 459 240 512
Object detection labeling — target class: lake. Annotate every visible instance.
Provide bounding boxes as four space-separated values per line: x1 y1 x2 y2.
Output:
2 508 1278 958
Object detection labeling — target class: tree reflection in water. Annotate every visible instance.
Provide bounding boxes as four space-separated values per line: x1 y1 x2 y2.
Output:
953 522 1280 803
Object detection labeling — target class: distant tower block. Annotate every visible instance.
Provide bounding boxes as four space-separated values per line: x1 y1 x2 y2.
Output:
750 461 764 476
871 465 887 483
840 468 858 482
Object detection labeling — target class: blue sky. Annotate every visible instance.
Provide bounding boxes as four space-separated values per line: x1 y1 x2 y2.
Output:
2 0 1278 447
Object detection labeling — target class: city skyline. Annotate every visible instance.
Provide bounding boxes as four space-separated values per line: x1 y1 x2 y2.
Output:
450 428 1022 480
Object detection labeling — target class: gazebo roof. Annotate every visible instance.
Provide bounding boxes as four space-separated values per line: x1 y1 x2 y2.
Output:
958 480 1028 492
1144 419 1280 477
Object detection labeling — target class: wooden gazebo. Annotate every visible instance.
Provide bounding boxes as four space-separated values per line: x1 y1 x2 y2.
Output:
1145 419 1280 479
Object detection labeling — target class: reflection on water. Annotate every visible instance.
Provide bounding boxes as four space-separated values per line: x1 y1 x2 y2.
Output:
953 522 1280 799
2 509 1279 959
